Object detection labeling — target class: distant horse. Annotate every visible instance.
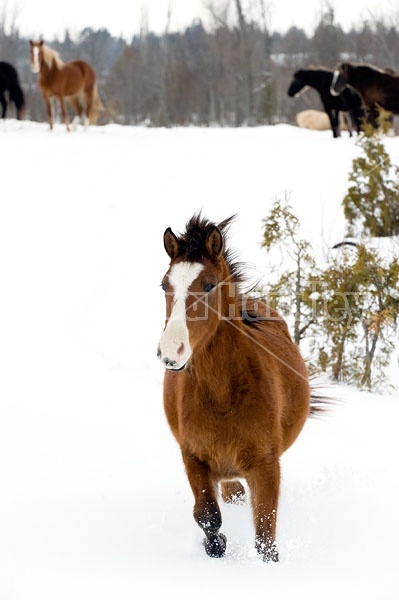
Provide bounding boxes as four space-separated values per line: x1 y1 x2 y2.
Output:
30 40 102 131
331 62 399 127
157 214 319 561
288 67 364 137
0 61 26 120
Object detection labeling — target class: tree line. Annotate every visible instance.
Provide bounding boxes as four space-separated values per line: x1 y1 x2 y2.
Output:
1 3 399 126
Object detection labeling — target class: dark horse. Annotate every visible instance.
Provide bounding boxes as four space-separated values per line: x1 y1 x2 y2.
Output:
288 67 364 137
331 62 399 127
0 62 26 119
158 214 318 561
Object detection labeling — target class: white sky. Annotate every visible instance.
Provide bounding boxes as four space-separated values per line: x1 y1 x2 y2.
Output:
5 0 399 40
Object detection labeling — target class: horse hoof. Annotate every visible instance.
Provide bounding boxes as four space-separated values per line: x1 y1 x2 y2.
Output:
204 533 227 558
221 481 246 504
262 544 279 563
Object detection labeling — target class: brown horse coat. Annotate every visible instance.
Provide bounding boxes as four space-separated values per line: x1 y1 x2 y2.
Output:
158 215 311 561
331 62 399 126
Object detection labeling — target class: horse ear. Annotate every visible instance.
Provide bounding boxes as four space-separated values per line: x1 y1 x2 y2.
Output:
164 228 179 259
39 40 44 46
205 226 224 259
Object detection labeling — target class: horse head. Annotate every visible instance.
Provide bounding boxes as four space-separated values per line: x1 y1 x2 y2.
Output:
331 63 349 96
29 40 44 74
287 70 307 97
157 215 237 372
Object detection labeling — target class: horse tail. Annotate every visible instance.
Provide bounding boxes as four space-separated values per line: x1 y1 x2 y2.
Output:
87 83 103 125
8 65 26 119
309 391 338 417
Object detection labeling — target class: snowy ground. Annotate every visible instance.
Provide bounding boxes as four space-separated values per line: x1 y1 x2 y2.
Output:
0 119 398 599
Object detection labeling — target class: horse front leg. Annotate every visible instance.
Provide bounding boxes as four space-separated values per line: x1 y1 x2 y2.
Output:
328 109 339 138
344 112 353 137
182 450 226 558
0 92 7 118
42 94 53 130
58 96 70 132
367 106 379 130
246 456 280 562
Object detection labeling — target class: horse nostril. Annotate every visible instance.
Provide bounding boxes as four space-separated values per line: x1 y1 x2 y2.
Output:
177 342 185 357
163 357 177 368
157 346 161 359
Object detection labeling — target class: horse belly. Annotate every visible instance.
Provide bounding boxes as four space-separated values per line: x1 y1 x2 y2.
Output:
180 408 272 479
64 74 85 97
193 443 242 480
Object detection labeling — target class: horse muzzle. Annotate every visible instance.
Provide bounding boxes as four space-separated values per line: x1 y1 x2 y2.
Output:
157 347 189 371
158 317 192 371
157 338 191 371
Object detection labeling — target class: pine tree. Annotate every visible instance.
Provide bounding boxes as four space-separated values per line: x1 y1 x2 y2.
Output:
343 115 399 237
317 249 362 382
319 243 399 388
352 245 399 388
261 197 319 345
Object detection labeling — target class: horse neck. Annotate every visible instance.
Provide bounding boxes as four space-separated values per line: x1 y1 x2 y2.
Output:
302 70 324 92
191 294 246 373
348 66 367 90
190 317 249 408
39 59 56 78
40 49 63 75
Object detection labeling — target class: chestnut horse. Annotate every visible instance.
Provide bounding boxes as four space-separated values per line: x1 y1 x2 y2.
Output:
331 62 399 127
30 40 102 131
158 215 316 561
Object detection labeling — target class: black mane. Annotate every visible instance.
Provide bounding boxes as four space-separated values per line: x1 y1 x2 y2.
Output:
176 213 245 284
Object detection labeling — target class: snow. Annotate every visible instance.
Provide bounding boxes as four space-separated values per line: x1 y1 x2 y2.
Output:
0 119 398 599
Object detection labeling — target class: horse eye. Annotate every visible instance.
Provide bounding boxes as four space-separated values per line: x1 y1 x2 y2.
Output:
203 282 216 293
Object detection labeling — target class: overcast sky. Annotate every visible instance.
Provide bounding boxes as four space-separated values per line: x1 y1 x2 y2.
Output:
6 0 398 40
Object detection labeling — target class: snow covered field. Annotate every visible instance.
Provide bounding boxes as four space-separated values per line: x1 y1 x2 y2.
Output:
0 120 398 599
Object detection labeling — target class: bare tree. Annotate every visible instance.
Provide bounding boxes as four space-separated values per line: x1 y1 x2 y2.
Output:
158 1 173 125
234 0 255 125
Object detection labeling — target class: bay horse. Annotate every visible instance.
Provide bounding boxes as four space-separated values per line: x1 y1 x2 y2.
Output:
158 214 316 561
0 61 26 120
288 67 364 137
331 62 399 127
29 40 102 131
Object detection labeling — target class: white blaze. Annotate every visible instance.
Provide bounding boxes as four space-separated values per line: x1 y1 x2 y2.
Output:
330 70 340 96
158 261 203 370
31 47 40 73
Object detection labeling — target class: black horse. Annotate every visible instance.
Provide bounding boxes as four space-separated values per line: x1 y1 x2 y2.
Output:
0 62 26 120
288 67 364 138
331 62 399 128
